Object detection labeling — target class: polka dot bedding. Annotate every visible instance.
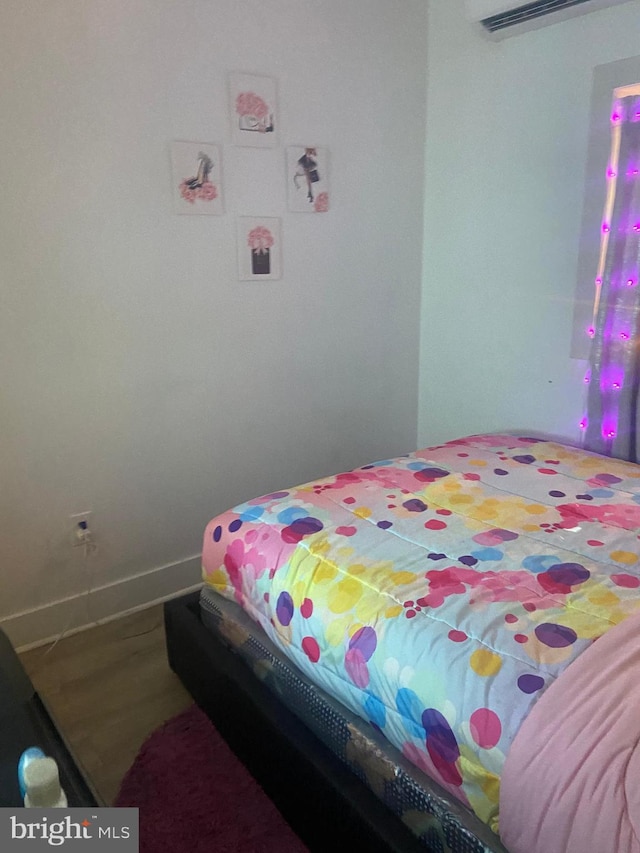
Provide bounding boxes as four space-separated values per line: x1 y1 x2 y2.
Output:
202 433 640 835
200 587 507 853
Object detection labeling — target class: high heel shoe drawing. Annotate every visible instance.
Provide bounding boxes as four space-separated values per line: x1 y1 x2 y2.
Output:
184 152 213 189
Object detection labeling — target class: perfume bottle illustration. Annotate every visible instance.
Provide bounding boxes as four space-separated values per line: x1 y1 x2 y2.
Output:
235 92 274 134
247 226 274 275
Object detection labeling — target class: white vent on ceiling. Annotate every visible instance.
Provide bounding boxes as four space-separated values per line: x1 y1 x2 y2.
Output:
465 0 632 39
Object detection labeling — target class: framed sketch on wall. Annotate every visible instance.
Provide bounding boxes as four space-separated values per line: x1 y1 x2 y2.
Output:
237 217 282 281
287 146 330 212
171 141 224 214
229 72 277 147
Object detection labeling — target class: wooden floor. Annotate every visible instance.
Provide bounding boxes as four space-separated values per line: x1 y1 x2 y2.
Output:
19 605 192 806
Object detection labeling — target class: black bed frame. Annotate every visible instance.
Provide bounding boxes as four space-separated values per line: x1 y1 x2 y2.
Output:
164 591 430 853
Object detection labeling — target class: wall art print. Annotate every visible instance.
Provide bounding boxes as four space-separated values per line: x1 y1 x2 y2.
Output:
229 72 277 147
171 141 224 215
287 146 330 213
237 217 282 281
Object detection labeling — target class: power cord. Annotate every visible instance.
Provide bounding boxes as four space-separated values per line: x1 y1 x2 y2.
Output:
30 524 99 671
117 620 164 641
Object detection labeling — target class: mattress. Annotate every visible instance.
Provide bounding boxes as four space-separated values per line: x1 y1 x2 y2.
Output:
201 433 640 840
199 585 506 853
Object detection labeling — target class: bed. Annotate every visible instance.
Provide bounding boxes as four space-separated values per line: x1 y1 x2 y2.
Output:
165 433 640 853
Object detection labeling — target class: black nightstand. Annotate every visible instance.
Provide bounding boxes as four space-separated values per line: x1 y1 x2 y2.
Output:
0 629 100 807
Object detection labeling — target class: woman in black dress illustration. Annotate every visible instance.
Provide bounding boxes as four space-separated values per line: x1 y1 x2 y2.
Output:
294 148 320 203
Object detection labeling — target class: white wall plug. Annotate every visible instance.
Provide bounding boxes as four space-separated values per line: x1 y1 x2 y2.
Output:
70 512 97 555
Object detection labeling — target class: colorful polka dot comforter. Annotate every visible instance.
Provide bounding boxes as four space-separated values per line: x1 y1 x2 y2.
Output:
202 434 640 836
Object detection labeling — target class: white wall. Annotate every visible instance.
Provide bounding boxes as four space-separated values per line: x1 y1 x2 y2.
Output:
0 0 427 647
419 0 640 447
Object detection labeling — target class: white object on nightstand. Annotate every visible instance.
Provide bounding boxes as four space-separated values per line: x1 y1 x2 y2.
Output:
23 757 68 808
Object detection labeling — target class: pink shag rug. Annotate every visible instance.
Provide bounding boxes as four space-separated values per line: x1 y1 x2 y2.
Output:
115 704 309 853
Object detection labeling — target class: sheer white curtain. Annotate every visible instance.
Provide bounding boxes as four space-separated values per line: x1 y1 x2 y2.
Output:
584 93 640 461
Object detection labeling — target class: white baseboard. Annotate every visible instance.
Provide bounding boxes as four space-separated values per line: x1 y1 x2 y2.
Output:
2 554 203 652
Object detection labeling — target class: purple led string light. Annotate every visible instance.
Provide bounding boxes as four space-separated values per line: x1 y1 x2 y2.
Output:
584 98 640 443
600 364 625 391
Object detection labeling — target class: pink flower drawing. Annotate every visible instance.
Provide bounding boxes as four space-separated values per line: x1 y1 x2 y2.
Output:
179 181 197 204
236 92 269 120
247 226 274 253
179 179 218 204
235 91 273 133
196 181 218 201
314 192 329 213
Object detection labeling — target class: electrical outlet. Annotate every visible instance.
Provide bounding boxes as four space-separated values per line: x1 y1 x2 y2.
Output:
69 511 93 549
